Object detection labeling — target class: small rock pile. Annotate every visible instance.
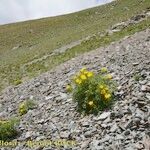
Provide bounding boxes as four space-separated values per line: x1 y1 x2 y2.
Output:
0 29 150 150
107 8 150 35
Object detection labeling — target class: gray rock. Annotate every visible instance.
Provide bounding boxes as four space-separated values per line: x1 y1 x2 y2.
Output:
110 123 118 133
84 129 96 138
124 130 131 136
36 136 46 141
60 131 70 139
81 121 90 127
25 131 33 139
146 93 150 100
81 140 90 149
141 85 150 92
45 95 54 100
0 104 2 110
91 140 103 150
134 142 144 149
94 112 111 121
115 134 124 140
131 14 146 21
124 120 133 129
134 117 141 125
100 135 110 143
139 80 147 85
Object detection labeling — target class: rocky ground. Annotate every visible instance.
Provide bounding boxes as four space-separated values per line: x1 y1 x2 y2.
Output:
0 29 150 150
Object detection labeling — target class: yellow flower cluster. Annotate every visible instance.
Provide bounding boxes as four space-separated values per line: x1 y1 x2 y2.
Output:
88 101 94 106
99 85 111 100
74 68 94 85
19 102 27 116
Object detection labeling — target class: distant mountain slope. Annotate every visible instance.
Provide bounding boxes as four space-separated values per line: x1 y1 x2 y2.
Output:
0 0 150 92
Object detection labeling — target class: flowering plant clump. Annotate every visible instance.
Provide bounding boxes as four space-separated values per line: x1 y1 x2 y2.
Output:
18 99 36 116
66 67 116 115
0 118 20 141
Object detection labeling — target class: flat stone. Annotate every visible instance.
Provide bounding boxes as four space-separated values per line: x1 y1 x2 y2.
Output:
115 134 124 140
37 119 45 124
45 96 53 100
146 93 150 100
84 128 96 138
101 123 107 128
81 121 90 127
132 62 139 66
60 131 70 139
134 142 144 149
36 136 46 141
110 123 118 133
94 112 111 121
134 117 141 125
124 120 133 129
91 140 103 150
139 80 147 85
141 85 150 92
81 140 89 149
100 135 110 143
25 131 33 139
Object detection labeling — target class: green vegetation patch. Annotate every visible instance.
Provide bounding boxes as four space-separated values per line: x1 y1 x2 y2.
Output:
0 118 20 141
18 99 37 116
66 67 116 115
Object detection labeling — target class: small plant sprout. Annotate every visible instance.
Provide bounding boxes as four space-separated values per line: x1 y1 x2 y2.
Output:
18 99 36 116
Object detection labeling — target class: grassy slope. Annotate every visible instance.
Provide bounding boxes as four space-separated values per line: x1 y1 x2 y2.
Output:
0 0 150 91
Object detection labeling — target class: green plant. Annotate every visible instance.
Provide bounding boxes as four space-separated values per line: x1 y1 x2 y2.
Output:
67 67 116 115
13 79 22 86
18 99 36 116
134 74 142 81
0 118 20 141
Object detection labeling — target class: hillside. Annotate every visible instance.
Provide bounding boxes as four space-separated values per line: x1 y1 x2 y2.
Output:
0 28 150 149
0 0 150 149
0 0 150 92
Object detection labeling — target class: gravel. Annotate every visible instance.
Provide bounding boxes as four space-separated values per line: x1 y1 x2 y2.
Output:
0 29 150 150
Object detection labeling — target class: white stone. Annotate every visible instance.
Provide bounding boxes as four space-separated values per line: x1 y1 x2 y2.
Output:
94 112 111 121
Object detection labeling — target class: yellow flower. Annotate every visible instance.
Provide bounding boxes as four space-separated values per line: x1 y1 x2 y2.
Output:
101 67 108 73
80 67 87 73
83 70 89 75
66 85 72 92
87 71 94 77
19 103 25 109
101 89 106 95
105 74 113 80
80 74 87 80
104 87 109 92
88 101 94 106
104 94 111 100
19 108 27 116
75 78 82 84
99 85 104 89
